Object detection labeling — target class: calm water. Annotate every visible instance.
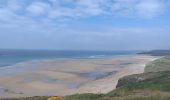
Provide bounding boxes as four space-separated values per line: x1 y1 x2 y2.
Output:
0 49 137 67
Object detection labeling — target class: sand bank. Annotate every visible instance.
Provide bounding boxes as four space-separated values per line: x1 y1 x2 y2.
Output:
0 55 158 98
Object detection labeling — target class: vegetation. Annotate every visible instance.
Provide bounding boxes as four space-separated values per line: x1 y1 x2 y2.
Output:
145 56 170 72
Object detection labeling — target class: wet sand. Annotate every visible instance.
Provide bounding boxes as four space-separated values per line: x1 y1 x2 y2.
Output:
0 55 158 98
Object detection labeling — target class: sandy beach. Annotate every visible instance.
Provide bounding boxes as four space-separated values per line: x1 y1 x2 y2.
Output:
0 55 158 98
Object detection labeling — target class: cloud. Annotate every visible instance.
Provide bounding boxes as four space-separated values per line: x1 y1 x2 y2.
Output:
26 2 51 16
0 0 168 20
0 0 169 30
135 0 166 18
109 0 167 18
54 0 168 18
0 0 169 50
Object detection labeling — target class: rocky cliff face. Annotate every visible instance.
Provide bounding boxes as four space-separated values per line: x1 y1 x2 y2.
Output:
116 72 162 88
116 75 144 88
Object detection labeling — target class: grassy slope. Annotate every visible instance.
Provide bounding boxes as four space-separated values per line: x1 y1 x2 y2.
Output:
112 71 170 93
145 56 170 72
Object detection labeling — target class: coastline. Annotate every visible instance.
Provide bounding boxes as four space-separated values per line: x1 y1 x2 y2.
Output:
0 55 159 98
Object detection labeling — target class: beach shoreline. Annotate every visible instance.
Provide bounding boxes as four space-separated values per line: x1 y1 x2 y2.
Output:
0 55 159 98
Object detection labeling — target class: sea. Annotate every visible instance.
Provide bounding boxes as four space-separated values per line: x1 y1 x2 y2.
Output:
0 49 138 68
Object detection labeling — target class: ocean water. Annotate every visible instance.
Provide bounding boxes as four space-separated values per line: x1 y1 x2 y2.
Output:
0 49 137 68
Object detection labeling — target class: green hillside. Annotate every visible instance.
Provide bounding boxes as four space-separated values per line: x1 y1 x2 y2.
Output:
145 56 170 72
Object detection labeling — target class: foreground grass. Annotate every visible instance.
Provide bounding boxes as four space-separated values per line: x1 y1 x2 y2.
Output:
3 92 170 100
64 91 170 100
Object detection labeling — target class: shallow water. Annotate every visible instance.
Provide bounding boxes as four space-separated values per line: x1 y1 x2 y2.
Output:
0 49 137 68
80 71 117 80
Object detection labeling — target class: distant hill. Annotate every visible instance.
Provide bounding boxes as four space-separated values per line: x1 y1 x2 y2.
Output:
138 50 170 56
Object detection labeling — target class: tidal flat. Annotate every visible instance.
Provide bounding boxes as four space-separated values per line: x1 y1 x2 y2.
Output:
0 55 158 98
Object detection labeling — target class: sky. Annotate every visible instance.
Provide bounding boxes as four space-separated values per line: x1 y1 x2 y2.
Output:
0 0 170 50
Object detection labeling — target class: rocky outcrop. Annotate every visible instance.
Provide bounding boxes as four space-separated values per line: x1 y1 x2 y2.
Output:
116 74 145 88
116 72 162 88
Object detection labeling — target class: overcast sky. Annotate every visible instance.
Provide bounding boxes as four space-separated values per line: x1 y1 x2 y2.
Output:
0 0 170 50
